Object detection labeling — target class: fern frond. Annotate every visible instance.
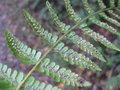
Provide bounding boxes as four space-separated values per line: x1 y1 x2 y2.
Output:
82 0 120 37
97 0 120 27
55 42 101 71
23 11 58 45
109 0 120 14
0 63 60 90
4 30 42 64
38 58 91 87
23 10 102 71
98 12 120 27
4 29 92 86
64 0 87 28
97 0 120 20
46 1 70 33
64 0 120 51
106 74 120 90
46 1 105 62
4 29 92 87
82 27 120 51
64 0 89 30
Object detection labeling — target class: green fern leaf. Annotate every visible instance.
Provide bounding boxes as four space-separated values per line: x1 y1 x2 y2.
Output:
46 1 105 62
98 12 120 27
82 27 120 51
38 58 91 87
97 0 120 20
4 30 42 64
102 0 120 16
82 0 120 37
55 42 101 70
64 0 87 28
23 10 102 71
4 29 93 86
97 0 120 27
0 63 60 90
64 0 120 51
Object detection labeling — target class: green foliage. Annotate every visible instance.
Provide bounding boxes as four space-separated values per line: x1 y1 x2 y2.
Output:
23 10 101 71
2 0 120 89
5 29 91 86
97 0 120 24
106 74 120 90
64 0 120 51
38 58 91 87
46 1 105 62
99 37 120 68
0 63 60 90
82 0 120 37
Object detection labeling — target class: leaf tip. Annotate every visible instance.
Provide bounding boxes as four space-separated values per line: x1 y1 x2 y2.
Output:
4 29 11 36
97 67 102 71
83 81 91 87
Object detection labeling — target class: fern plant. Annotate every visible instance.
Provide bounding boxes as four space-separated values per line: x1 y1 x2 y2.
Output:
1 0 120 89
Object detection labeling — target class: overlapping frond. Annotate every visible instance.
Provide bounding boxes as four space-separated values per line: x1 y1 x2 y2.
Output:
82 0 120 37
4 30 42 64
64 0 120 51
98 0 120 20
23 10 101 71
108 0 120 20
0 63 60 90
97 0 120 27
46 1 105 62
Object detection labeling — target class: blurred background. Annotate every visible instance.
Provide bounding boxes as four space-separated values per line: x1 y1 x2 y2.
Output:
0 0 120 90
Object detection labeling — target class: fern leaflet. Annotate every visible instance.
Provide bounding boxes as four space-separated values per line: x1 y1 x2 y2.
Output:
0 63 60 90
